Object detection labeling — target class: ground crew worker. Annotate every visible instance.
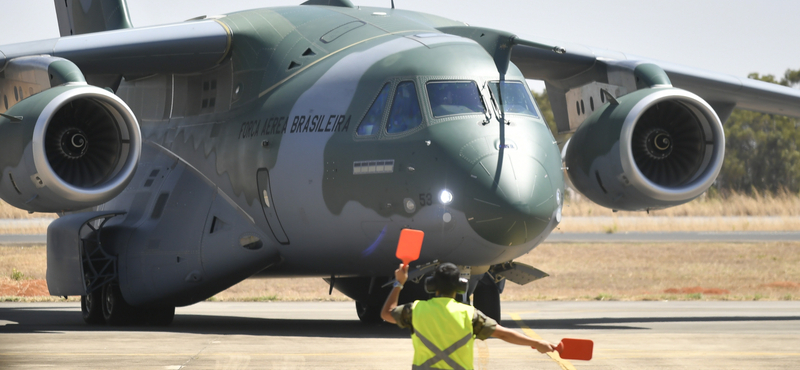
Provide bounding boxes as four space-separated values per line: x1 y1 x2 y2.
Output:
381 262 555 370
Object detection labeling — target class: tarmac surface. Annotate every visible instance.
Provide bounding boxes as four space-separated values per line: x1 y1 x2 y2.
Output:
1 301 798 369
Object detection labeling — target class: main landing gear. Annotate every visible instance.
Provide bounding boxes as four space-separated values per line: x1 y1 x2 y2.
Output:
81 283 175 326
77 213 174 326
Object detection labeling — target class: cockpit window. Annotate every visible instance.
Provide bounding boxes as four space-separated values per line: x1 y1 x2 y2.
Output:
357 83 391 136
386 81 422 134
426 81 485 117
488 81 540 118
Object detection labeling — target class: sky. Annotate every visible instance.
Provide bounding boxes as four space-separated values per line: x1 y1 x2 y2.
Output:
2 0 799 91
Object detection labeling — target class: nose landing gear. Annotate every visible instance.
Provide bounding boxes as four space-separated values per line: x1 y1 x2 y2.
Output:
472 273 502 322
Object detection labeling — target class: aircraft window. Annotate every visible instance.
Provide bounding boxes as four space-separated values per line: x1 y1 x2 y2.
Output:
489 81 540 118
387 81 422 134
426 81 484 117
356 83 391 136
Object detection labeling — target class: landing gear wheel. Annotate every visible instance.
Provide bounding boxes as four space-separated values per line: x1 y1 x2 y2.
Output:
81 290 104 325
102 283 134 326
355 301 383 324
146 306 175 326
472 275 501 322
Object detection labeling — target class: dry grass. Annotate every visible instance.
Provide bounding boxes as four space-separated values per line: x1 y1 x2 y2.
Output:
554 190 800 232
554 216 800 233
0 245 47 280
212 278 351 302
2 242 798 302
564 189 800 217
0 200 57 219
505 242 800 301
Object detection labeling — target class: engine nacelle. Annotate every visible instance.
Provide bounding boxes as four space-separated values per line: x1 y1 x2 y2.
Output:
0 85 141 212
564 87 724 211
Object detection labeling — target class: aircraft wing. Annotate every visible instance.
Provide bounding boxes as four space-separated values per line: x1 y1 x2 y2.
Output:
508 36 800 131
439 26 800 131
0 19 230 76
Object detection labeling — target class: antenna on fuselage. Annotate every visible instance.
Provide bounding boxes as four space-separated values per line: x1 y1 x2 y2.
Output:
391 0 395 9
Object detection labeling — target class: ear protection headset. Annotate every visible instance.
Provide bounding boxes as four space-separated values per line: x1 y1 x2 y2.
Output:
424 275 469 294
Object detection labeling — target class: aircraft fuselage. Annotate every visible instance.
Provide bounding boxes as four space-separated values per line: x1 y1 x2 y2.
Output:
98 5 563 305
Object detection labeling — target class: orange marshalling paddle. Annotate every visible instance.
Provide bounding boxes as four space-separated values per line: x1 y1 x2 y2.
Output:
554 338 593 361
396 229 424 265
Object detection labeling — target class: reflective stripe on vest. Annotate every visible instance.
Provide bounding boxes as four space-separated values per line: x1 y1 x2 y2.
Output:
410 298 475 370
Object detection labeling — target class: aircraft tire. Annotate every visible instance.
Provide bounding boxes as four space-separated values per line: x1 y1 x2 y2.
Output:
102 283 135 326
355 301 383 324
472 275 501 322
81 291 104 325
146 306 176 326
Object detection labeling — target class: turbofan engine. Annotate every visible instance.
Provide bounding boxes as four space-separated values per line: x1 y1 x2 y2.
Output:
0 85 141 212
564 87 724 211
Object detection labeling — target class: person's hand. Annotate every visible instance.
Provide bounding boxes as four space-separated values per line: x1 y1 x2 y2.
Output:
532 340 556 354
395 263 409 285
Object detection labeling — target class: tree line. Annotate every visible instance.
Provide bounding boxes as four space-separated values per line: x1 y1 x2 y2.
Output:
533 68 800 195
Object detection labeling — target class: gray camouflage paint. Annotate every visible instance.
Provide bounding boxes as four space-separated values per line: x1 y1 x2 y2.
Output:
0 0 796 308
3 4 565 305
125 5 560 303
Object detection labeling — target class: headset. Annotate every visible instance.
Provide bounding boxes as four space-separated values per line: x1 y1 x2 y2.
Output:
424 275 469 294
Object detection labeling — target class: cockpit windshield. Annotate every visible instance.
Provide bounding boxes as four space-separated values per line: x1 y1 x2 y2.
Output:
488 81 540 118
426 81 485 117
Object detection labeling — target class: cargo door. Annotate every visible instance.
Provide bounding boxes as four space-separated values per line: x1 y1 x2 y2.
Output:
257 168 289 244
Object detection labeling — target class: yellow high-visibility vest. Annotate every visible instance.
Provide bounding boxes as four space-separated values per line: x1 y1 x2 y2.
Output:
410 297 475 370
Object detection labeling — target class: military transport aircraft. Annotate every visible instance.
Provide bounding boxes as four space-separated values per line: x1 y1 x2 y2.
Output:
1 0 799 326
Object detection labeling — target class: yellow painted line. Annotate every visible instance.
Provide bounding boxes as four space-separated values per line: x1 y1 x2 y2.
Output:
257 29 428 98
509 312 577 370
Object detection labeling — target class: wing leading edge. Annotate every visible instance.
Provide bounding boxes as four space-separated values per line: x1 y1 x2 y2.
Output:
507 36 800 130
438 25 799 131
0 19 231 76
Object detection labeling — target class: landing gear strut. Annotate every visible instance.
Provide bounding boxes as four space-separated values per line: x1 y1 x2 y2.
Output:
472 273 502 322
77 213 175 326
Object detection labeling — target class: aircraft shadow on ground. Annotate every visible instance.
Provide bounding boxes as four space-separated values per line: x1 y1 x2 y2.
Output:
508 315 800 331
0 305 407 338
3 305 800 336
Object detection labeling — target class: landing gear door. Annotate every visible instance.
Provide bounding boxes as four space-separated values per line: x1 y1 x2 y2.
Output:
257 168 290 245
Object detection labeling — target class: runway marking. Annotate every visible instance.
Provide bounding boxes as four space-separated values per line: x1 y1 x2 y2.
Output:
509 312 577 370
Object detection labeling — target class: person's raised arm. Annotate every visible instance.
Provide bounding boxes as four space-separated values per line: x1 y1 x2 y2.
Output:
380 263 408 323
490 325 556 353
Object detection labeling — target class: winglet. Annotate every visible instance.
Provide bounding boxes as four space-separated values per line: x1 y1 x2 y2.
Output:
54 0 134 37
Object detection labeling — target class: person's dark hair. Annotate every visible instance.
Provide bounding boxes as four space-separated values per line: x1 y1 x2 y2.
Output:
433 262 461 295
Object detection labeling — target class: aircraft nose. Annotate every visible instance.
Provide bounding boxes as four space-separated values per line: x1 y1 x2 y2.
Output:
460 142 559 246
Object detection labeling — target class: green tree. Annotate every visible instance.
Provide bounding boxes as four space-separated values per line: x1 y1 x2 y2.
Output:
715 69 800 194
532 90 556 135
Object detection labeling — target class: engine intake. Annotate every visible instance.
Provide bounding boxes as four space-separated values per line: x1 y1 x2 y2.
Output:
0 85 141 212
565 87 724 211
